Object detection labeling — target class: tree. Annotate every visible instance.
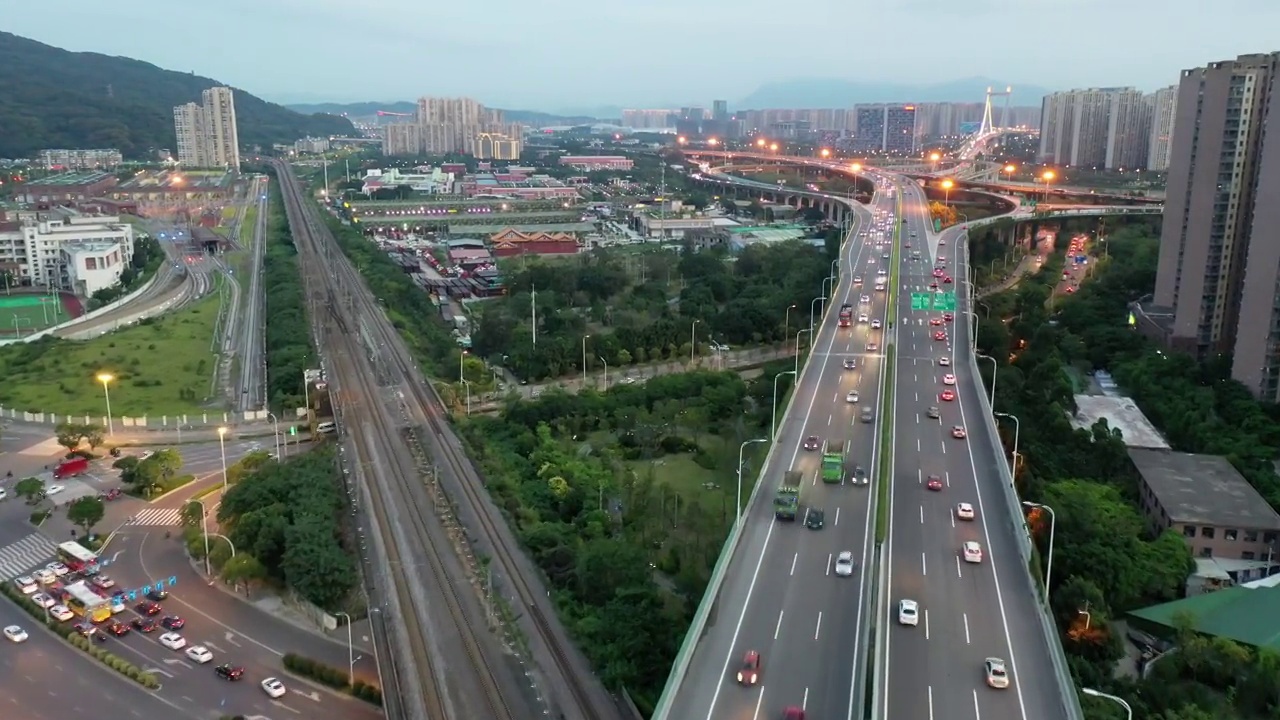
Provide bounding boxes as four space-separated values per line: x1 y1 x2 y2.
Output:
82 424 106 450
66 496 105 535
180 501 205 528
801 207 827 224
14 476 44 504
221 554 268 594
54 421 87 454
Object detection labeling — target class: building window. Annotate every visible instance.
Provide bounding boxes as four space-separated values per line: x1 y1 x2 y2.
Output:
1199 547 1213 557
1225 529 1238 541
1243 551 1256 560
1245 530 1259 542
1183 525 1197 537
1266 533 1278 544
1201 526 1215 539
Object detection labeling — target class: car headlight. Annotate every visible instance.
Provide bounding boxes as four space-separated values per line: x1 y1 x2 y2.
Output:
736 672 743 681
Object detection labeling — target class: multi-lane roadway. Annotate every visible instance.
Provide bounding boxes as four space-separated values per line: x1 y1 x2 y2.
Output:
666 179 899 719
881 182 1069 720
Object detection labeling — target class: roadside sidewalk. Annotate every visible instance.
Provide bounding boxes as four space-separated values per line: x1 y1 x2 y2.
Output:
976 254 1039 299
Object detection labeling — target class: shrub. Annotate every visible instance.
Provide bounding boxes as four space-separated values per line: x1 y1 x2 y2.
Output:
282 652 382 706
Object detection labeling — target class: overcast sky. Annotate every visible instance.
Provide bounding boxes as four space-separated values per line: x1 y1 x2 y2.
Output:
6 0 1273 110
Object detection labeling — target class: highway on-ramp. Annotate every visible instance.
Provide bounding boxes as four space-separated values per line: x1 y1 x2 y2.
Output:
881 182 1070 720
664 180 898 720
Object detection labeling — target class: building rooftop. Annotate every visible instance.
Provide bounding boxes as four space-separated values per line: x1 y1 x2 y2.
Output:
27 171 115 187
1070 395 1169 448
450 222 595 234
1129 583 1280 650
1128 448 1280 530
116 170 234 191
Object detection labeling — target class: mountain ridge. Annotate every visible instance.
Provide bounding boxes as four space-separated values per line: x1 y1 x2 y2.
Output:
0 31 354 159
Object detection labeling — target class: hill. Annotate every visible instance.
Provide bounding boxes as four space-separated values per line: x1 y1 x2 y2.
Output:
285 101 599 127
0 32 355 159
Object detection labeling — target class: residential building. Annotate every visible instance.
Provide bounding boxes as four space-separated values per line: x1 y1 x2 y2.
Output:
380 97 522 157
293 137 331 154
14 171 118 205
713 100 729 121
1129 448 1280 561
853 105 887 153
559 156 633 171
38 149 122 171
1147 86 1178 172
1105 89 1153 170
620 109 675 129
476 132 522 161
884 105 918 154
1038 92 1077 164
172 86 241 170
0 211 136 296
1147 53 1280 396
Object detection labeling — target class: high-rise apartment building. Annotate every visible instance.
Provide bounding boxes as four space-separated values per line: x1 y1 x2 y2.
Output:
172 87 241 169
1147 86 1178 171
1148 53 1280 399
381 97 522 157
1039 87 1151 169
713 100 729 121
884 105 918 154
620 109 676 129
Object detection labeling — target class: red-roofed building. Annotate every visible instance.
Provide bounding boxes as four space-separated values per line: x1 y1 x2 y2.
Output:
489 228 579 257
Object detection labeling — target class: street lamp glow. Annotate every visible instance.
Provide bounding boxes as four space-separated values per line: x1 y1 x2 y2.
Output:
677 136 687 145
929 152 941 162
850 163 862 173
1004 164 1017 173
820 148 831 158
769 143 779 152
707 137 719 146
1042 170 1056 181
756 138 767 148
941 179 954 190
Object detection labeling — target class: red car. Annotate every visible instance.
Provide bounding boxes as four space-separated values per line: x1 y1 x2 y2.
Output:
131 618 158 633
930 282 939 290
783 708 806 720
933 268 944 278
943 312 954 322
737 650 762 686
107 621 131 637
136 601 162 616
943 276 953 284
930 318 942 326
927 475 944 491
934 331 947 341
940 390 956 402
161 616 185 630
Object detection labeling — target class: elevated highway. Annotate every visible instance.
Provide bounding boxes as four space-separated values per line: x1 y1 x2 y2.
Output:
657 158 1091 720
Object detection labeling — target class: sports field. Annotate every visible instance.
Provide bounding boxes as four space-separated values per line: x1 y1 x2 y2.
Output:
0 293 80 337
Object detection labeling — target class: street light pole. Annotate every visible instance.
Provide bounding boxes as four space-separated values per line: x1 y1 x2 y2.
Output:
976 353 997 405
736 439 769 527
198 499 211 576
809 296 825 337
994 412 1020 475
1022 501 1056 599
794 328 812 375
335 611 355 686
772 370 797 438
217 427 229 492
266 412 281 460
459 350 466 383
97 373 114 435
783 304 796 346
690 320 699 365
461 380 472 415
598 356 608 390
581 335 590 387
1081 689 1132 720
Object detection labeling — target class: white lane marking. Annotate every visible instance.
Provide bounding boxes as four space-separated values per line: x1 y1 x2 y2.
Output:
826 553 833 576
752 689 765 720
973 689 982 720
928 685 935 720
790 553 798 576
814 612 823 640
774 610 784 640
917 468 922 484
945 471 951 487
924 609 930 640
964 613 971 644
917 438 921 451
941 441 947 455
956 555 963 578
951 510 957 528
919 505 924 524
921 552 927 576
834 507 841 526
803 687 810 711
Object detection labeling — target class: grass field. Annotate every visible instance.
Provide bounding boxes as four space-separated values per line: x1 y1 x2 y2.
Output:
0 282 225 417
0 294 74 337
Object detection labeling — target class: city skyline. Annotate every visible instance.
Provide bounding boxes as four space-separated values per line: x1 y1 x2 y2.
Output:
4 1 1274 110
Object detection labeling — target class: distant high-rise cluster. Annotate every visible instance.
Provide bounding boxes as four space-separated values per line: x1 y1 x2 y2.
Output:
1138 52 1280 400
1036 86 1175 170
172 87 241 170
381 97 523 159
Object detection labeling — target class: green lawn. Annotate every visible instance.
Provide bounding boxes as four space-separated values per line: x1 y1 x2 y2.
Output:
0 283 225 417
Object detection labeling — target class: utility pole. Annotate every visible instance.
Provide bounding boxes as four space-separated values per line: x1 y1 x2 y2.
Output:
659 163 667 240
531 285 537 347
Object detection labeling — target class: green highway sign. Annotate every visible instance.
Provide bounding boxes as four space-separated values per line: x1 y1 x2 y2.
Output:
911 292 957 312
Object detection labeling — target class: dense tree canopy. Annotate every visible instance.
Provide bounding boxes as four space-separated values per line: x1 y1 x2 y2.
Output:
0 31 352 158
472 239 835 380
258 173 313 411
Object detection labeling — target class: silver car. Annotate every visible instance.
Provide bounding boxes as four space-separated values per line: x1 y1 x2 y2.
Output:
834 551 855 577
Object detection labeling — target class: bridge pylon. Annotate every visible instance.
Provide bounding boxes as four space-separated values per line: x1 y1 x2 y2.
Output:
978 86 1013 136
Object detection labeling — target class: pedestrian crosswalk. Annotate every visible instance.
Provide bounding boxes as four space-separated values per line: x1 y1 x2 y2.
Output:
127 508 183 527
0 533 58 581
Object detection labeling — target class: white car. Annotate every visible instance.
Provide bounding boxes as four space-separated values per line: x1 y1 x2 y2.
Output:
866 341 879 351
985 657 1010 689
50 605 74 622
898 599 920 626
14 576 37 595
939 357 951 367
45 561 68 577
877 267 888 276
963 541 984 563
860 294 871 303
846 391 859 403
871 319 882 329
943 374 956 385
834 551 855 577
109 596 126 614
3 625 27 643
956 503 975 521
31 592 55 609
186 645 214 664
858 314 869 323
45 484 65 496
159 632 187 650
32 569 56 585
261 677 287 698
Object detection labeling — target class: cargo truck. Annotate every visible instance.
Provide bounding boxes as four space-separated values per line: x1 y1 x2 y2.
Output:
54 457 89 479
821 440 845 483
775 470 802 520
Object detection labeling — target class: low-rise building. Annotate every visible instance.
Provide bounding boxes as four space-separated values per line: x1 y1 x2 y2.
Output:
1128 448 1280 562
38 149 123 171
361 167 454 195
16 171 119 205
558 156 634 171
489 228 579 257
0 211 135 296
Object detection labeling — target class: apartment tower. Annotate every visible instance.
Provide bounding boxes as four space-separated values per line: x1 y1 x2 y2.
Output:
1147 86 1178 171
1152 52 1280 398
1040 87 1151 169
172 86 241 169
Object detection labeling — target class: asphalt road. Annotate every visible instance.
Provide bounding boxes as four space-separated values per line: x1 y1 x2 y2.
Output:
881 183 1067 720
235 177 270 411
666 181 897 719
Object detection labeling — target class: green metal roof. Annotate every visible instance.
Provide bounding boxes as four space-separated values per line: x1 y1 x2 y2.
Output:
1128 584 1280 650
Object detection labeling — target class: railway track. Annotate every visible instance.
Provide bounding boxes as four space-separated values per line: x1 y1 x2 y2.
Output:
273 161 516 720
273 160 618 720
